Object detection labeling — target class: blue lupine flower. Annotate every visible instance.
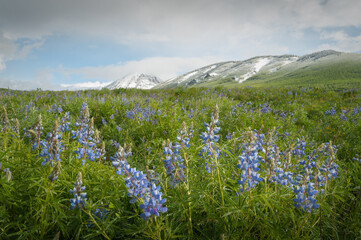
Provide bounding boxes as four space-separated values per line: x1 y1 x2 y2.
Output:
163 140 186 186
199 105 221 173
71 104 100 165
59 112 70 132
116 126 122 132
87 207 109 228
139 183 167 220
28 114 43 151
260 103 271 114
70 172 87 210
325 107 336 115
340 113 347 121
293 182 319 212
236 130 263 192
39 120 62 166
226 133 233 140
102 118 107 125
111 144 167 220
353 154 361 163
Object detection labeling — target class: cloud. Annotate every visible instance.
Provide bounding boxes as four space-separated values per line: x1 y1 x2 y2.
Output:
0 33 18 71
0 69 58 90
60 81 112 90
0 32 44 71
318 30 361 52
1 0 360 45
58 56 224 82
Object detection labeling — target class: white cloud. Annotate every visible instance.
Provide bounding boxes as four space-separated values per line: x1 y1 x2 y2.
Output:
58 56 224 82
0 32 44 72
0 58 6 71
0 69 57 90
318 30 361 52
60 81 112 90
1 0 361 46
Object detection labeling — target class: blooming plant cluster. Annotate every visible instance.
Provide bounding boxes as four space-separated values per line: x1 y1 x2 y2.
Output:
70 172 87 210
71 103 101 165
236 129 263 192
111 144 167 220
200 105 221 173
163 140 186 186
39 119 62 166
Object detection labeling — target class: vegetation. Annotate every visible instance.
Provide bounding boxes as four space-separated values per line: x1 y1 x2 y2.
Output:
0 86 361 239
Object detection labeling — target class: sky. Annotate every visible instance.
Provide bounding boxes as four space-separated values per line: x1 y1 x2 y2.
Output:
0 0 361 90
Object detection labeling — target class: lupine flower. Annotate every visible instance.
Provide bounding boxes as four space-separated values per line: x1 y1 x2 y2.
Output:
72 105 101 165
139 183 167 220
325 107 336 115
353 154 361 163
200 105 221 173
48 104 57 113
236 129 263 192
59 112 70 132
102 118 107 125
340 113 347 121
1 106 9 131
163 140 186 186
111 144 167 220
176 121 194 148
260 103 271 114
293 182 319 212
226 133 233 140
87 208 109 228
39 119 62 166
1 163 12 182
27 114 43 150
12 118 20 134
291 141 339 212
70 172 87 210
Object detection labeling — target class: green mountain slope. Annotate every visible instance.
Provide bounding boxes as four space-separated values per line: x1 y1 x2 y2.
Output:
243 52 361 89
158 51 361 90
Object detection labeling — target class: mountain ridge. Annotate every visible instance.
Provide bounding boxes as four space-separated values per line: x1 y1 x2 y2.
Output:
155 50 361 89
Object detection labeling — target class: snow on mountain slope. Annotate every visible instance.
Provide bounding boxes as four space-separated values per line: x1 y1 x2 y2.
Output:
156 50 350 89
156 55 298 88
106 73 162 90
238 58 271 82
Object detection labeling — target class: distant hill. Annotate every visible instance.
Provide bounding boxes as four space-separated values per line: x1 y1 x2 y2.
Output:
155 50 361 89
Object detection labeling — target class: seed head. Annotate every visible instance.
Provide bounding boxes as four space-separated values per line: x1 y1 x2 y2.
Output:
49 162 61 183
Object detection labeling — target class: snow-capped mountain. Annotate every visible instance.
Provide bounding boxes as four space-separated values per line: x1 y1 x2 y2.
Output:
155 50 352 89
106 73 162 90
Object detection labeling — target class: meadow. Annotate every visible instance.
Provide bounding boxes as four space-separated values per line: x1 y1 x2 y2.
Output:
0 86 360 239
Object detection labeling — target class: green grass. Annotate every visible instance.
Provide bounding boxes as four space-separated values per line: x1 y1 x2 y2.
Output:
0 87 361 239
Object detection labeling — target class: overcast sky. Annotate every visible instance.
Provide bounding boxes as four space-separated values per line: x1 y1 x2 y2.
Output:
0 0 361 90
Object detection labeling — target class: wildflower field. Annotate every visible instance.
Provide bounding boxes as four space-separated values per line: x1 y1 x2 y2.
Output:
0 87 360 239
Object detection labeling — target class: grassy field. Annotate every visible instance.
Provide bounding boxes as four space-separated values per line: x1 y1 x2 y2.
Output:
0 87 361 239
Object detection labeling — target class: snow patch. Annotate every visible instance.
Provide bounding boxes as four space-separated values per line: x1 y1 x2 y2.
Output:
269 57 298 73
203 65 217 73
238 58 270 83
182 71 198 80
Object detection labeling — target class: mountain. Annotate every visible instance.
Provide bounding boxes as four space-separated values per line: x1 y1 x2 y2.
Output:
156 50 361 89
106 73 162 90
